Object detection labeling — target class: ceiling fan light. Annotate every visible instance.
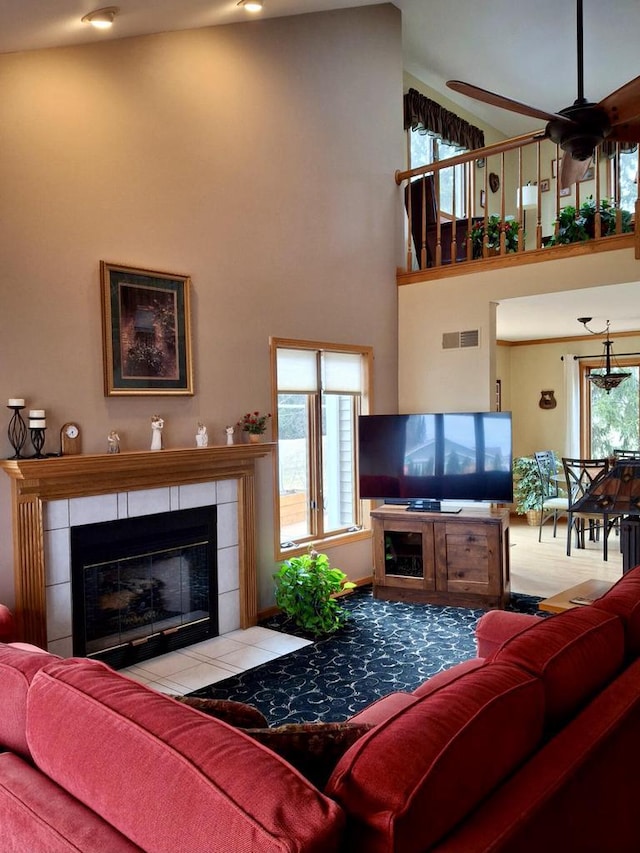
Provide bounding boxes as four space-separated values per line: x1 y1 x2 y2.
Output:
588 371 631 393
81 7 119 29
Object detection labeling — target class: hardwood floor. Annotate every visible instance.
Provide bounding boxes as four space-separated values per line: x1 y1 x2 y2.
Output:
509 515 623 599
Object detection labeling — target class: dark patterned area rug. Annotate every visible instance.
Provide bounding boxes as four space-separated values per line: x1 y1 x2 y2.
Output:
189 587 543 725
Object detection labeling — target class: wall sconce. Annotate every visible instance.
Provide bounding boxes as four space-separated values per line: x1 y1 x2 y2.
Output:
237 0 264 11
81 7 119 29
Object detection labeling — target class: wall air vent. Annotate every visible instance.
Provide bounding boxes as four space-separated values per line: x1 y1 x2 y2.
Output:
442 329 480 350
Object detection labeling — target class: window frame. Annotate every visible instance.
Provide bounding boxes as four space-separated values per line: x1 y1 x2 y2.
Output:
270 337 373 561
408 132 468 218
580 354 640 456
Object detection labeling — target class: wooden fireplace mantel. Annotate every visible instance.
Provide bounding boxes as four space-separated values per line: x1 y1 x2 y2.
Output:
1 443 275 647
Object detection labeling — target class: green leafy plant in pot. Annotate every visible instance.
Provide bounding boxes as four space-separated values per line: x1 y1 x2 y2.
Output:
512 456 543 525
274 546 356 636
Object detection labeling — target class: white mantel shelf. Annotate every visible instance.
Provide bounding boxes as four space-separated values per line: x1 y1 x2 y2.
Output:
1 443 275 648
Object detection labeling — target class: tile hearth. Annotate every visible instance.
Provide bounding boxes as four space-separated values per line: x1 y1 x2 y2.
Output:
121 625 312 695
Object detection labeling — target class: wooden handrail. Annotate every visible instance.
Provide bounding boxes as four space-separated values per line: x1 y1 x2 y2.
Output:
396 131 638 276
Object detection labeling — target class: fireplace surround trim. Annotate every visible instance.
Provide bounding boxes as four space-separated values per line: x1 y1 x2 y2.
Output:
1 444 274 647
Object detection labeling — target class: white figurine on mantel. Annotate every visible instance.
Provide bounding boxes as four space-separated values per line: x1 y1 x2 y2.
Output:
150 415 164 451
107 430 120 454
196 422 208 448
225 426 234 446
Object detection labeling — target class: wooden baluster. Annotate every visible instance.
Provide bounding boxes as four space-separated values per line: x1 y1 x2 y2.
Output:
451 164 457 262
482 168 489 258
517 147 525 252
435 169 442 266
594 146 602 239
420 174 428 269
535 140 542 249
635 146 640 260
499 152 506 255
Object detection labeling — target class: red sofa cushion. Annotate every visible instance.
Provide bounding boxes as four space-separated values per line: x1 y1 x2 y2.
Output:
26 659 344 853
412 657 485 697
492 606 624 728
0 644 61 759
0 752 143 853
591 564 640 656
325 662 544 853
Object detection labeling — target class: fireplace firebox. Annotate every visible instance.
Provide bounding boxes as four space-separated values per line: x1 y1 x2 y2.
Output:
71 506 217 669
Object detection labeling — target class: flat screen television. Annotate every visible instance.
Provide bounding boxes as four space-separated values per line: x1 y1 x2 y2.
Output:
358 411 513 506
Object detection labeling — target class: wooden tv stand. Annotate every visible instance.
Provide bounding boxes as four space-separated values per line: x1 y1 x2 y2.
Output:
370 505 510 609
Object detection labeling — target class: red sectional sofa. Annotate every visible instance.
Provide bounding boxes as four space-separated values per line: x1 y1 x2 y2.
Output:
2 567 640 851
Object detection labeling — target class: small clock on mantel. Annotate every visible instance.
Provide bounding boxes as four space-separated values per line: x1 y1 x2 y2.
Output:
60 422 81 456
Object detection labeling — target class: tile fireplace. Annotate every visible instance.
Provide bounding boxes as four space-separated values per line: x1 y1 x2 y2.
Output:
0 445 274 653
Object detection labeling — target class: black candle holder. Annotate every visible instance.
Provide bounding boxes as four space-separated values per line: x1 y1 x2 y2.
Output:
7 405 27 459
30 427 46 459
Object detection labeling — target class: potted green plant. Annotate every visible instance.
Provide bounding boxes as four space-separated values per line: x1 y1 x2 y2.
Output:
547 196 632 245
274 546 356 636
512 456 543 526
470 215 520 259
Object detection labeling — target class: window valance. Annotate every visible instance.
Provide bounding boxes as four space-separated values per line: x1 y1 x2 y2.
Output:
404 87 485 151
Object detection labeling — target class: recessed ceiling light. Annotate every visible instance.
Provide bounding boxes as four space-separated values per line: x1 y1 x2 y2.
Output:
237 0 264 12
81 7 120 29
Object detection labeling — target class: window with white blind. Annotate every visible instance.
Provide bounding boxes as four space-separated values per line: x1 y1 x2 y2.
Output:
270 338 373 554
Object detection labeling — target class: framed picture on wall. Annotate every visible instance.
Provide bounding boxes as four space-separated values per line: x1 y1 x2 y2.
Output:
480 189 486 209
100 261 194 396
540 178 550 193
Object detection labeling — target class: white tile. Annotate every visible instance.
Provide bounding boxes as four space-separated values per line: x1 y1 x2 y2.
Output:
117 492 128 518
120 666 156 685
126 488 171 517
251 633 312 654
69 494 118 527
223 625 286 646
217 545 239 594
44 500 69 531
46 583 72 643
217 645 281 671
217 502 238 549
217 479 237 504
218 590 240 634
44 528 70 586
178 482 217 509
48 636 73 658
147 678 190 695
130 651 193 679
165 660 243 692
177 635 247 660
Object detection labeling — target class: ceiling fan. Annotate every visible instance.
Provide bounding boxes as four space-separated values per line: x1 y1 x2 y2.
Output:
447 0 640 188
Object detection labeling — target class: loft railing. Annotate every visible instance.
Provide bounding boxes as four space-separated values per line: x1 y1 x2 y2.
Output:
395 132 640 277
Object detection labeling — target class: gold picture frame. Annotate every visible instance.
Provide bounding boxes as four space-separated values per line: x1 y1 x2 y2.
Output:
100 261 194 396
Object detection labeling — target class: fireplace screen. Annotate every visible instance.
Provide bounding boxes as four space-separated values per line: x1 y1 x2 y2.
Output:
71 506 217 668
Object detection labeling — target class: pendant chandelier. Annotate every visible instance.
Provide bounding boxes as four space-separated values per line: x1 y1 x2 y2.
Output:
578 317 631 393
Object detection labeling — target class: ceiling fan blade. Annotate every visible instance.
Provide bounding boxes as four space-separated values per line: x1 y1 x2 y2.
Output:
560 152 591 189
599 76 640 127
446 80 571 124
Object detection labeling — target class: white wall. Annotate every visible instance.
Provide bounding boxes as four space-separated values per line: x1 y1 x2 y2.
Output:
399 247 640 416
0 5 404 610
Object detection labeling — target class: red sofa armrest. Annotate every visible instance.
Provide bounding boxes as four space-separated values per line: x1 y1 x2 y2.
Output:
0 605 15 643
475 610 541 658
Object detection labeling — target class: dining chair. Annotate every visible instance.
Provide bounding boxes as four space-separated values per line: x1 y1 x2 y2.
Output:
614 449 640 459
562 457 620 561
534 451 569 543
